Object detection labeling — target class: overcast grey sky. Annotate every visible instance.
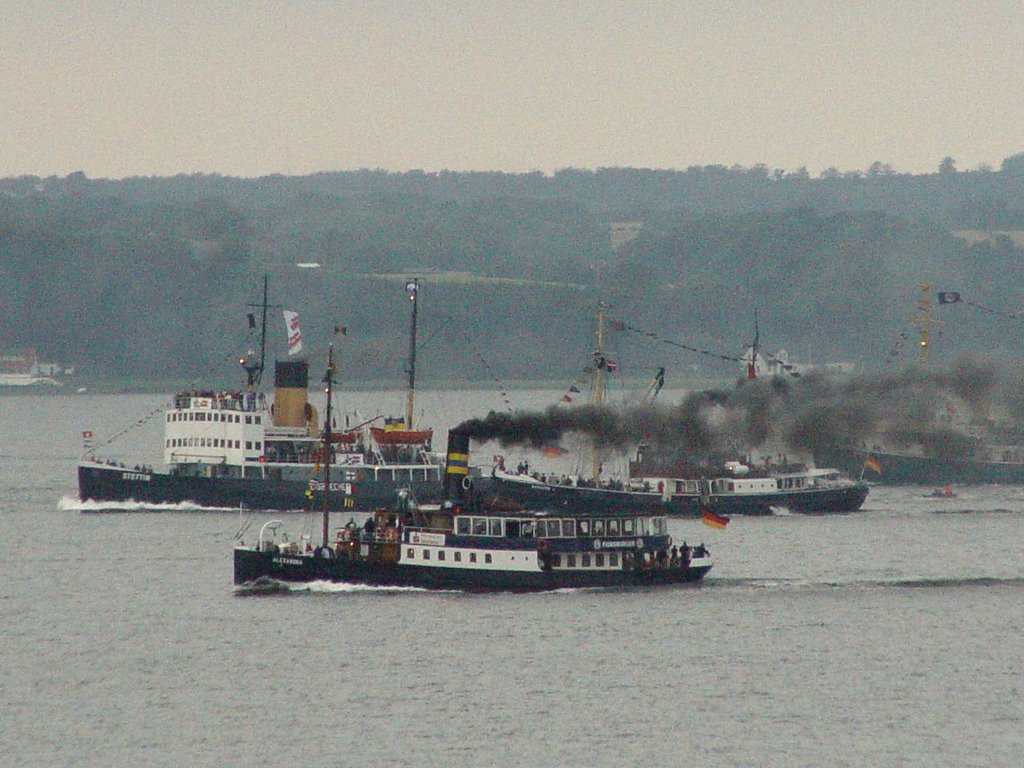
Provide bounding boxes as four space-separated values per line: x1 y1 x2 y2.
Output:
3 1 1023 179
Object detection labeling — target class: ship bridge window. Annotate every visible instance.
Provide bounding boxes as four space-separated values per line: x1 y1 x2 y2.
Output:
472 517 487 535
489 519 503 536
562 519 575 537
651 518 667 535
623 518 636 535
504 520 521 537
548 520 563 537
520 521 535 538
578 520 590 535
593 520 605 535
456 517 471 535
608 519 620 535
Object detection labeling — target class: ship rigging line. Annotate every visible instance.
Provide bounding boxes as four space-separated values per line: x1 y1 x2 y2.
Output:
89 403 167 452
957 300 1023 321
610 318 800 377
433 312 515 413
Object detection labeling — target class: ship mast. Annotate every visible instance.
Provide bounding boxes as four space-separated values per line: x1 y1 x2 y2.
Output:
244 274 278 390
591 303 607 481
910 283 936 366
747 308 760 380
405 278 420 429
320 339 337 548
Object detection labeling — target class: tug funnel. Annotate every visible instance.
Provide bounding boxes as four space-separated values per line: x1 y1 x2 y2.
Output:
444 430 470 497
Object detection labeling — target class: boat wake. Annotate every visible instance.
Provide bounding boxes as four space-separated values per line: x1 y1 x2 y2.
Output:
725 575 1024 591
232 579 441 596
59 495 239 513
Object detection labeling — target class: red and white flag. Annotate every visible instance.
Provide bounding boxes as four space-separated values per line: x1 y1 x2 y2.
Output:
283 310 303 355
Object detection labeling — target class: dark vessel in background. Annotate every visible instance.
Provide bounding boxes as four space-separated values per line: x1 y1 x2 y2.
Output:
480 447 869 517
474 306 868 517
814 442 1024 486
814 284 1024 486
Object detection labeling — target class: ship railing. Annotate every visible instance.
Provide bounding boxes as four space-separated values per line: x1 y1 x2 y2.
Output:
172 392 262 412
168 451 228 465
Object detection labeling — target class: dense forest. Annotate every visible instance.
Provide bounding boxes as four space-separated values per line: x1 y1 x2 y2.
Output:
3 153 1024 390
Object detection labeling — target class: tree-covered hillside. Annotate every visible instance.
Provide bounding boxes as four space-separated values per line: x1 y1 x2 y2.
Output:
3 156 1024 389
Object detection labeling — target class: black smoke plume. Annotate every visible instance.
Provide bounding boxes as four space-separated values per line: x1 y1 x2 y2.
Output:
455 356 1014 461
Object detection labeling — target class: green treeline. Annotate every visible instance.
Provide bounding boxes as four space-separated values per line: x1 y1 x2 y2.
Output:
3 156 1024 389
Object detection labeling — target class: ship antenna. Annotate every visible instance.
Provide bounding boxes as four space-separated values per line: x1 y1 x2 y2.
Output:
405 278 420 429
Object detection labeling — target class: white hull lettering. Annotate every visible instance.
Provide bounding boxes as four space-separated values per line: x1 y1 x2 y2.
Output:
592 538 643 550
307 480 354 493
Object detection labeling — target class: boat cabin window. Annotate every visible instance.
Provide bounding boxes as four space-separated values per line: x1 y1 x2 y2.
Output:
504 520 521 537
567 554 576 567
578 520 590 535
623 518 635 535
539 520 557 537
593 520 605 535
581 554 591 567
489 519 503 536
609 553 618 567
472 517 487 535
562 519 575 537
520 521 535 538
637 518 650 535
608 519 620 535
651 518 667 535
595 554 604 567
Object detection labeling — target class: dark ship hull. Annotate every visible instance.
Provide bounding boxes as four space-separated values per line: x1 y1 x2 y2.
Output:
78 462 445 511
815 446 1024 486
474 475 869 517
233 546 711 592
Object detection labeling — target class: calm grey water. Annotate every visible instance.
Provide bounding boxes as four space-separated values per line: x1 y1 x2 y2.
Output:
2 392 1022 768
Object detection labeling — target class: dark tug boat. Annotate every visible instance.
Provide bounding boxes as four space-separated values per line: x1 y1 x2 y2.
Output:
78 278 444 511
475 306 868 518
233 347 713 592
